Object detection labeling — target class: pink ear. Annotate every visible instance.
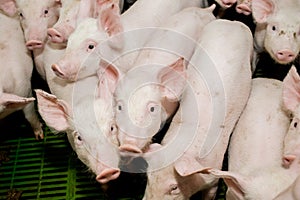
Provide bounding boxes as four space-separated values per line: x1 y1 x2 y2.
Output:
35 89 70 132
97 61 120 99
282 66 300 112
174 154 211 177
0 0 17 17
0 93 35 110
252 0 275 23
98 1 122 36
209 169 247 199
158 57 187 101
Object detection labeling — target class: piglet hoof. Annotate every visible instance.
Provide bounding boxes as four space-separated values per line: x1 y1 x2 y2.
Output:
34 129 44 140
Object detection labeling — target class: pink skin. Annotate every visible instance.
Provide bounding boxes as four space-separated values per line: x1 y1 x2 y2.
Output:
96 168 121 184
275 49 296 63
15 0 61 50
0 4 43 140
47 26 74 44
47 0 98 44
216 0 237 8
252 0 300 65
35 89 121 184
236 0 252 15
282 66 300 168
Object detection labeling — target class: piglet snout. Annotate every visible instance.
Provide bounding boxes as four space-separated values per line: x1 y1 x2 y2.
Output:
47 28 64 43
96 168 121 184
119 144 143 154
26 40 43 50
221 0 237 8
276 49 296 64
236 3 252 15
51 64 66 78
282 154 296 168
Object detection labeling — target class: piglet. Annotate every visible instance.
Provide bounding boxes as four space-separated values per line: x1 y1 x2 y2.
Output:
281 65 300 168
142 19 253 200
6 0 62 79
36 75 121 184
51 0 207 82
114 6 216 155
0 2 43 139
47 0 122 44
15 0 61 50
206 67 299 199
252 0 300 67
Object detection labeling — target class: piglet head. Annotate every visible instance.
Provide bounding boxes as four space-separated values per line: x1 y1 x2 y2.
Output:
143 150 212 200
252 0 300 64
115 58 186 155
16 0 61 50
47 0 99 44
35 89 121 184
282 66 300 168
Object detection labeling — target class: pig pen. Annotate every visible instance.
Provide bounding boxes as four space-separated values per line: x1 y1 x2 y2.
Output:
0 105 227 200
0 67 228 199
2 54 298 200
2 0 299 199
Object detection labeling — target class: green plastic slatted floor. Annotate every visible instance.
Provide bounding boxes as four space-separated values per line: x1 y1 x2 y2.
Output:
0 112 225 200
0 128 108 199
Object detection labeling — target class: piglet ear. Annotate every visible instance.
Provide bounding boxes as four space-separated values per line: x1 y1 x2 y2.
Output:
252 0 275 23
282 66 300 112
97 1 123 49
208 169 247 199
0 0 17 17
158 57 187 101
97 60 120 100
0 93 35 110
35 89 70 133
174 155 211 177
98 1 122 36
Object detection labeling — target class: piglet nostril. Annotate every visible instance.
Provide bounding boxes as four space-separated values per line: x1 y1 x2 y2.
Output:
96 168 121 184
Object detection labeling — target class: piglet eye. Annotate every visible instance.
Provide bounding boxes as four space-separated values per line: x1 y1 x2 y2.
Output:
88 44 95 50
294 122 298 128
150 106 155 112
272 25 276 31
44 9 49 15
117 101 123 112
118 105 122 111
148 103 159 114
77 135 82 141
86 40 97 52
111 124 117 132
19 12 23 18
169 184 180 195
